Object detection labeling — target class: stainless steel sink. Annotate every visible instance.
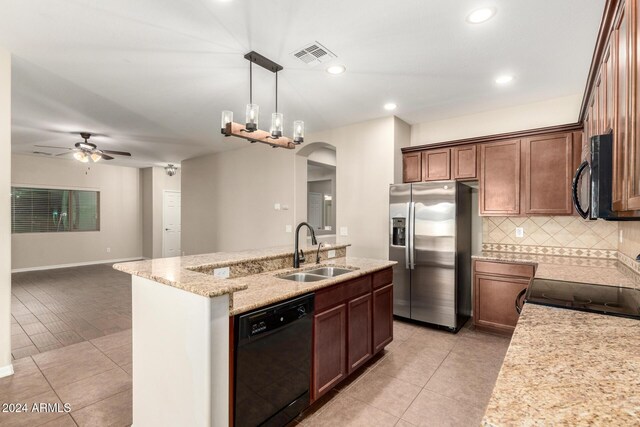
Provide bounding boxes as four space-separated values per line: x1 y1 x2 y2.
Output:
304 267 354 277
279 273 327 282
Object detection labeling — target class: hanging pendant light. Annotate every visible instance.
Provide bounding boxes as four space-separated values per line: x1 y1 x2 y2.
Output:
245 61 258 132
293 120 304 144
220 51 306 149
270 71 283 138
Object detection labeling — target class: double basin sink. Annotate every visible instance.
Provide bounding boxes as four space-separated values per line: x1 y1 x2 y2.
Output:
279 266 355 282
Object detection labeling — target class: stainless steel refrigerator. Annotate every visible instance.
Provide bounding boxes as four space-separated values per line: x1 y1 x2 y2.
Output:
389 181 471 331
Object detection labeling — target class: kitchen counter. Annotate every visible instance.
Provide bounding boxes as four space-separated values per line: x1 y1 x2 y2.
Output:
482 303 640 426
229 257 396 315
473 251 638 288
114 243 350 298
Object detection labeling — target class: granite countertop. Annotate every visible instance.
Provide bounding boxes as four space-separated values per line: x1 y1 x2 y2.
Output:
114 244 351 298
473 251 638 288
228 256 396 316
482 303 640 426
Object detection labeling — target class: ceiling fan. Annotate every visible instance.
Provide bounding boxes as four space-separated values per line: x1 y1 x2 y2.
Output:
34 132 132 163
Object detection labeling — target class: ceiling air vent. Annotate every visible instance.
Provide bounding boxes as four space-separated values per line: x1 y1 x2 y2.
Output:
292 42 336 66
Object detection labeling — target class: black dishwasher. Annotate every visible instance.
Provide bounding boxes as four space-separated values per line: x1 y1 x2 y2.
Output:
233 293 314 427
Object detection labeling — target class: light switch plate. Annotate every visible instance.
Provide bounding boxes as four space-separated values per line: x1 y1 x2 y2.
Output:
340 226 348 236
328 250 336 259
213 267 230 279
274 203 281 210
515 227 524 238
285 225 292 233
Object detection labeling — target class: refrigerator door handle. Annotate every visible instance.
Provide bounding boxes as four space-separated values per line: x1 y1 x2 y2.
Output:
404 202 410 269
409 202 416 270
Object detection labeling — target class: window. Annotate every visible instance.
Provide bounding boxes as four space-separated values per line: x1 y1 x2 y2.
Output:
11 187 100 233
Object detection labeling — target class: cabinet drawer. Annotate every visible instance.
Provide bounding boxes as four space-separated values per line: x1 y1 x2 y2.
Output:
474 261 534 278
315 276 372 312
372 268 393 289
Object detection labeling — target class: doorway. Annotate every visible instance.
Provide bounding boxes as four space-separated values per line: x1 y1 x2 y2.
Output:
163 190 181 257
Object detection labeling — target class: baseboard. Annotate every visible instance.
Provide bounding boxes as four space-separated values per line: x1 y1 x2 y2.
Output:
11 257 143 273
0 363 14 379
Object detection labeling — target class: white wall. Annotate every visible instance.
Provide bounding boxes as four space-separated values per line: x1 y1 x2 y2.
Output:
181 146 296 255
181 117 398 259
142 166 181 259
0 46 12 376
11 154 143 270
410 94 581 146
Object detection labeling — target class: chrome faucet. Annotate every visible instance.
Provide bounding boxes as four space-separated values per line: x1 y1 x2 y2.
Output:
294 222 318 268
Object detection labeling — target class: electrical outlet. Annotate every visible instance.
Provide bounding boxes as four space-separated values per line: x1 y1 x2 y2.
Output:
515 227 524 238
106 247 111 253
328 250 336 259
340 226 348 236
213 267 230 279
620 230 624 243
285 225 292 233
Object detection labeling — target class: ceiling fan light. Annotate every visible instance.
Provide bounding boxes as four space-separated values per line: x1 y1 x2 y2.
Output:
245 104 259 132
293 120 304 144
221 110 233 133
271 112 284 138
90 152 102 162
73 151 89 163
165 164 178 177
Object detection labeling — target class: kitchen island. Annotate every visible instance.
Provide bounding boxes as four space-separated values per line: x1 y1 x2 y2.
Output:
475 252 640 425
114 244 395 427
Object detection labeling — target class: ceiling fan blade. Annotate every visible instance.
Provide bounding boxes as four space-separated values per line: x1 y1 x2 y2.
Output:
101 150 132 157
101 154 115 160
56 152 74 157
34 145 73 150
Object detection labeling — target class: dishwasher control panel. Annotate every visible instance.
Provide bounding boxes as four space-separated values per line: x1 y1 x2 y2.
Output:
238 293 315 340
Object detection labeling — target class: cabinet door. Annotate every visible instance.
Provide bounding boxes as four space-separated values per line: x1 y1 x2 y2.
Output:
347 294 372 373
313 304 347 400
372 284 393 353
479 140 521 215
627 0 640 209
523 133 574 215
605 42 615 132
473 274 529 335
613 5 629 211
452 145 477 180
403 152 422 183
422 149 451 181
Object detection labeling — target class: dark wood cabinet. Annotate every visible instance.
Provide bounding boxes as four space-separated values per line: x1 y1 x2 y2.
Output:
422 148 451 181
479 139 521 215
313 303 347 399
347 293 372 373
522 133 576 215
372 283 393 353
311 268 393 402
402 152 422 183
452 145 477 180
473 260 535 336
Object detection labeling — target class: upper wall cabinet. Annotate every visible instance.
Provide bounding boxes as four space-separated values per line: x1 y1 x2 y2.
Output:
402 152 422 183
479 140 521 216
422 148 451 181
522 133 578 215
452 145 477 180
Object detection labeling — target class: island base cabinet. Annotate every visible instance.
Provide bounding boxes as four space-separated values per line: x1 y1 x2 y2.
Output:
347 294 373 374
312 304 347 400
372 284 393 353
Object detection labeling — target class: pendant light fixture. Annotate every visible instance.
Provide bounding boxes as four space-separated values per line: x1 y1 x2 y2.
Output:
221 51 305 149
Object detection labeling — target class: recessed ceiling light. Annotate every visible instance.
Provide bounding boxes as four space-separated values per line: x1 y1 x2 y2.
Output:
326 65 346 75
466 7 496 24
384 103 397 111
495 74 514 85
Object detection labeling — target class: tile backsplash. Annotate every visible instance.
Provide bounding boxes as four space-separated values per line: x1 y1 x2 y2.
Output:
483 216 619 254
619 222 640 259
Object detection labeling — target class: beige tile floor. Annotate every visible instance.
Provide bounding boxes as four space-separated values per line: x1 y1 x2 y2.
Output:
11 264 132 360
3 265 511 426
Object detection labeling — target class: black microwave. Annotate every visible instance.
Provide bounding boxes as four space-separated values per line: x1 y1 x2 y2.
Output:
572 133 638 221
